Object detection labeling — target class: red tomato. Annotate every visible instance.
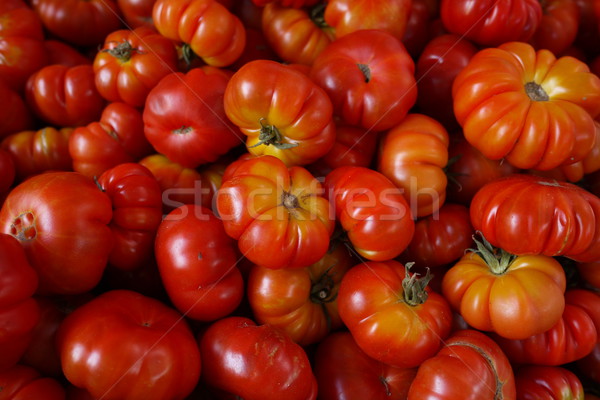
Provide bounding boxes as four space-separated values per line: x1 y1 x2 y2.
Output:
198 316 318 400
324 166 415 261
43 40 91 67
440 0 542 46
97 163 163 271
529 0 580 56
515 366 584 400
224 59 335 166
0 172 113 294
0 148 16 197
116 0 157 28
401 0 438 59
0 81 33 139
216 155 334 269
338 260 453 368
143 68 243 169
153 0 246 67
310 29 417 132
407 329 516 400
94 26 178 107
25 64 105 128
57 290 201 400
314 331 417 400
155 204 244 321
570 289 600 383
0 364 66 399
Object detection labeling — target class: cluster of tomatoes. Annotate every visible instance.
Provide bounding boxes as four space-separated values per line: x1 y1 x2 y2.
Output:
2 0 600 399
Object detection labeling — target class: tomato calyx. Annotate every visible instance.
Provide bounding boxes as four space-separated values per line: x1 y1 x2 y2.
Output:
310 265 337 304
281 190 300 210
402 263 431 306
471 234 516 275
309 3 329 30
172 126 193 135
379 376 392 396
178 43 198 70
524 81 549 102
102 40 144 62
357 63 371 83
10 211 37 241
249 118 298 150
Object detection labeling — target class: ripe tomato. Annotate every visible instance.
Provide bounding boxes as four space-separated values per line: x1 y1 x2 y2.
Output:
529 0 580 56
0 364 65 399
0 172 113 294
216 155 334 269
224 60 335 166
442 236 566 339
338 260 453 368
198 316 318 400
57 290 201 400
43 40 91 67
0 81 33 139
515 366 584 400
310 29 417 132
116 0 156 29
155 204 244 321
453 42 600 170
0 149 15 197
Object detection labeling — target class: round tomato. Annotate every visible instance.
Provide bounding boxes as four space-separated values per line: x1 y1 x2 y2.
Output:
515 366 584 400
116 0 156 28
529 0 580 56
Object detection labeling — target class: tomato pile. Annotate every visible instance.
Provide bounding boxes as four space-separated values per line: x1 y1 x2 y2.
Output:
2 0 600 399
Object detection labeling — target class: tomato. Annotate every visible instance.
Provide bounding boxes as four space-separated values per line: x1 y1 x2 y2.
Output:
440 0 542 47
0 234 39 372
310 29 417 132
377 113 449 217
70 102 153 179
0 81 33 139
0 1 48 92
153 0 246 67
0 148 15 197
247 241 354 345
198 316 318 400
216 155 334 269
43 40 91 67
0 172 113 294
400 203 473 269
143 67 243 169
529 0 580 56
338 260 453 368
94 26 178 108
30 0 123 47
0 364 66 399
261 3 334 66
401 0 438 59
569 289 600 384
116 0 156 28
314 331 418 400
324 166 415 261
25 64 105 128
470 174 600 262
155 204 244 321
57 290 201 400
442 236 566 339
453 42 600 170
515 366 584 400
224 60 335 166
97 163 163 271
1 127 73 182
407 329 516 400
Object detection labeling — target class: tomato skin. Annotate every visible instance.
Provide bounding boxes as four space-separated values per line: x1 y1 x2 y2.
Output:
0 81 33 139
216 155 334 269
453 42 600 170
44 40 91 67
529 0 580 56
377 114 449 217
338 260 453 368
314 331 417 400
440 0 542 46
25 64 105 128
0 364 66 400
94 27 178 108
0 172 113 295
155 204 244 321
515 366 584 400
324 166 415 261
153 0 246 67
116 0 156 28
144 68 243 169
224 60 335 166
470 174 600 261
0 148 16 197
1 127 73 182
407 329 516 400
198 316 318 400
57 290 201 400
310 29 417 132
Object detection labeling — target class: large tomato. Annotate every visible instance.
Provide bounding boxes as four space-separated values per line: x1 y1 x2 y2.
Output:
224 60 335 166
116 0 156 28
338 260 453 368
57 290 201 400
453 41 600 170
441 236 566 339
515 366 584 400
324 166 415 261
529 0 580 56
216 155 334 269
155 204 244 321
0 172 113 294
198 316 318 400
310 29 417 132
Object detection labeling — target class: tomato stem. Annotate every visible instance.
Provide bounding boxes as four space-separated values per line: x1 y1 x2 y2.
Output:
249 118 298 150
402 263 431 306
524 81 549 101
470 233 515 275
102 40 142 62
357 63 371 83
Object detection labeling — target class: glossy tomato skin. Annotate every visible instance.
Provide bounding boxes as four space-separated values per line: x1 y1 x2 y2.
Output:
0 172 113 295
57 290 201 400
144 68 243 169
570 289 600 383
0 81 33 139
155 204 244 321
116 0 156 28
310 29 417 132
407 329 516 400
314 331 418 400
529 0 580 56
324 166 415 261
198 316 318 400
441 0 542 46
338 260 453 368
0 364 66 399
515 366 584 400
